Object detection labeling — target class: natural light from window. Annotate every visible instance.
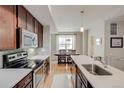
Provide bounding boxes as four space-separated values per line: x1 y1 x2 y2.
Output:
57 35 76 50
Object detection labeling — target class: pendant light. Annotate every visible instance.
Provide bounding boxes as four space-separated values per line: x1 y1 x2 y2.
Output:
80 27 84 32
80 11 84 32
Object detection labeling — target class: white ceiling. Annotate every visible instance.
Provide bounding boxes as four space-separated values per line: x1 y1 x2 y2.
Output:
24 5 124 32
24 5 54 26
50 5 124 32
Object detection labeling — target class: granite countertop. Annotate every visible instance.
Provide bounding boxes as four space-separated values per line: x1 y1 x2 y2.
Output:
0 69 32 88
71 55 124 88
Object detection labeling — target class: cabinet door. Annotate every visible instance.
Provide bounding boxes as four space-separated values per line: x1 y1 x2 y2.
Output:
38 23 43 47
14 72 33 88
34 19 38 34
27 12 35 32
0 5 16 50
71 62 76 88
76 74 82 88
17 6 27 29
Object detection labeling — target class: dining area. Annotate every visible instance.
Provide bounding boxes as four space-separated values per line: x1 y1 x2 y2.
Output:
54 49 80 64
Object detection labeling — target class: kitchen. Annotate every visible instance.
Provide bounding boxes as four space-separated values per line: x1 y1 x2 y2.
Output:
0 5 124 88
0 5 50 88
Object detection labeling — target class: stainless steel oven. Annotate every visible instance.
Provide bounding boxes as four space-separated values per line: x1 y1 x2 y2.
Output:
3 51 45 88
33 64 45 88
76 67 88 88
76 72 87 88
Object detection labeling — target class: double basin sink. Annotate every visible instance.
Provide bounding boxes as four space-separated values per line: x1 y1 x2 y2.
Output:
82 64 112 76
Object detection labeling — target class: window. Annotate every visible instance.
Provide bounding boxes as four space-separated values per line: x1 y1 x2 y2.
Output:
110 23 117 35
57 35 76 50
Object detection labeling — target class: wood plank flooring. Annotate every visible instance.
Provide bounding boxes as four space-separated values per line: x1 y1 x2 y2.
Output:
42 63 73 88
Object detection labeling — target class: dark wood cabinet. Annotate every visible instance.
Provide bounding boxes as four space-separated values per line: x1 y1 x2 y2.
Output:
17 6 27 29
0 5 43 50
27 12 35 32
0 5 16 50
34 19 39 34
38 23 43 47
44 57 50 75
14 72 33 88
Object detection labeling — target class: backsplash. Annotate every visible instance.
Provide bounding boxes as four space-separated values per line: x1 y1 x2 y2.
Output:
27 47 50 59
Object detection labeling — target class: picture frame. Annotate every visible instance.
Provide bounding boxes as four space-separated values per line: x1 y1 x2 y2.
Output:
110 37 123 48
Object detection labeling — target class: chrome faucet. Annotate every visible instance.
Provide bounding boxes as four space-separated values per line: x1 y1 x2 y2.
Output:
101 57 109 68
93 56 102 61
93 56 109 68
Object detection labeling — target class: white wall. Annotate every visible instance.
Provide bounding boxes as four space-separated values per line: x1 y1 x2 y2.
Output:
105 20 124 71
88 20 105 57
42 25 50 54
43 26 50 49
51 34 57 61
76 32 83 54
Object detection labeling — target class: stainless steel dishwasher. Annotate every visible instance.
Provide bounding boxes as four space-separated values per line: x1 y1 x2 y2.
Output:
76 66 93 88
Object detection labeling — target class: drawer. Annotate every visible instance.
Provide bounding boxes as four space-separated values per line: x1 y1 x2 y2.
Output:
15 72 33 88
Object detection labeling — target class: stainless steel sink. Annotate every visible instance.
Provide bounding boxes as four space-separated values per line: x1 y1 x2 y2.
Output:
82 64 112 76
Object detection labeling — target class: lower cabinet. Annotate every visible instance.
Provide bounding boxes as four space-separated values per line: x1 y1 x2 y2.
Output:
14 72 33 88
44 57 50 77
76 73 85 88
70 60 76 88
76 66 93 88
34 57 50 88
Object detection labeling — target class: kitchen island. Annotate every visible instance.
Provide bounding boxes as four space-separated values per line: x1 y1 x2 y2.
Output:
71 55 124 88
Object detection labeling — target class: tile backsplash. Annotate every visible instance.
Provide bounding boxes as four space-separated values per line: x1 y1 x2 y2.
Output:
27 47 50 58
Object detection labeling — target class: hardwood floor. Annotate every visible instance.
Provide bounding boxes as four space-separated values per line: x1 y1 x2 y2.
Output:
42 62 73 88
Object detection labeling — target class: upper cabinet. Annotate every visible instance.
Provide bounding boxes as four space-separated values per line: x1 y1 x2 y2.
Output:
0 5 16 50
38 23 43 47
27 12 35 32
0 5 43 50
17 6 27 29
34 20 39 34
35 19 43 47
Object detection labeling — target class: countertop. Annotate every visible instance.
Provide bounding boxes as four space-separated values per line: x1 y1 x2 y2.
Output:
71 55 124 88
28 54 49 60
54 53 80 56
0 69 32 88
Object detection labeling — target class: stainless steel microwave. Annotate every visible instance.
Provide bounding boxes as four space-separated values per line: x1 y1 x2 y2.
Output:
17 28 38 48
